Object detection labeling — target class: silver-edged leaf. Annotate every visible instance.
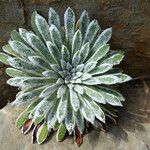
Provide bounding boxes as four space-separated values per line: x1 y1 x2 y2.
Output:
79 10 89 39
56 123 67 142
57 91 68 123
64 7 75 50
83 86 106 104
35 13 51 42
91 27 112 54
72 30 82 55
87 44 110 63
48 7 61 28
49 24 62 50
83 20 100 45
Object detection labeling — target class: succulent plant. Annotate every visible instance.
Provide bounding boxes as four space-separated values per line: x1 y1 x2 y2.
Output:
0 7 131 145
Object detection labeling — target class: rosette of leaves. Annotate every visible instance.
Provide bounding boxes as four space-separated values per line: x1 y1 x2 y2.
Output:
0 7 131 145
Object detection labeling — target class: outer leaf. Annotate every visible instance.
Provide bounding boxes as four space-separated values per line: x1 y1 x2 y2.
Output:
83 94 105 123
35 13 51 42
91 28 112 54
90 64 112 75
56 123 67 142
11 30 24 43
37 123 49 144
48 7 61 28
82 73 131 85
26 32 52 63
75 110 85 134
79 10 89 39
57 91 68 123
79 95 95 124
8 58 44 76
65 101 75 134
83 20 100 45
31 11 43 39
83 86 106 104
87 44 110 63
2 44 19 57
49 24 62 50
6 68 29 77
9 41 35 58
0 52 11 65
64 7 75 49
101 51 124 66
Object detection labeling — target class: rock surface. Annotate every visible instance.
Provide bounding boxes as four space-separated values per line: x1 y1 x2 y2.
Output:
0 81 150 150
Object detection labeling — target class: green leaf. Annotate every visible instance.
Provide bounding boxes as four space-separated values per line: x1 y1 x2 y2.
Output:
90 64 112 75
40 83 59 97
0 52 11 65
84 73 131 85
15 110 29 128
79 10 89 39
83 20 100 45
76 64 84 72
56 123 67 142
2 44 19 57
6 68 29 77
101 51 124 66
61 45 70 62
57 91 68 123
65 101 75 134
79 95 95 124
69 88 80 112
47 100 58 129
83 86 106 104
26 32 52 63
48 7 61 28
28 56 51 70
83 94 105 123
7 77 26 87
31 11 43 39
35 13 51 42
74 84 84 95
64 7 75 50
49 24 62 50
81 73 92 80
46 41 61 64
72 30 82 55
9 41 35 58
13 86 46 105
11 30 24 43
87 44 110 63
42 70 59 79
75 110 85 134
57 84 67 98
20 77 55 88
79 42 90 63
8 58 44 76
83 61 97 73
91 28 112 54
37 123 49 144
